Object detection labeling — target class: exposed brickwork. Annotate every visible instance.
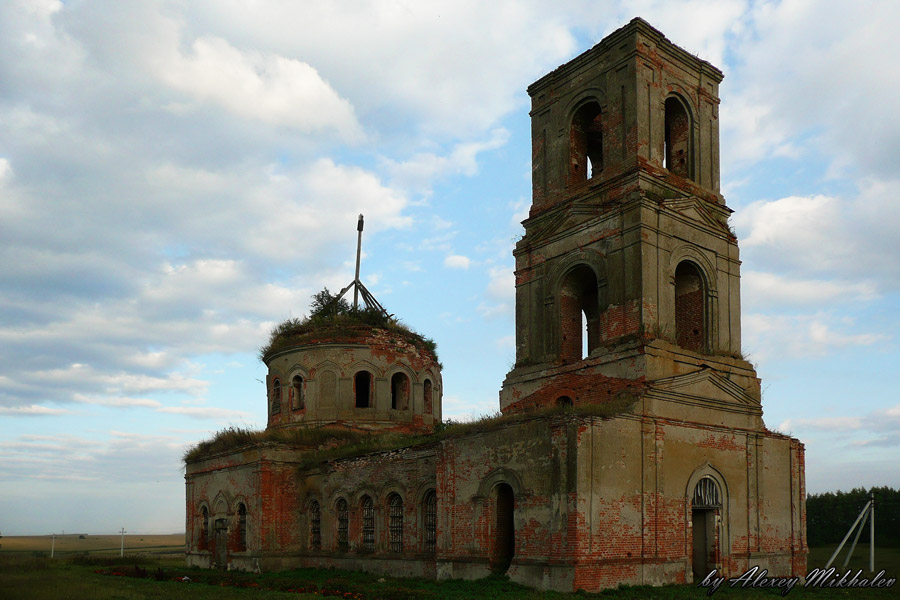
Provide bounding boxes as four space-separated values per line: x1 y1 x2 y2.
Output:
502 368 646 415
185 18 806 593
266 325 441 434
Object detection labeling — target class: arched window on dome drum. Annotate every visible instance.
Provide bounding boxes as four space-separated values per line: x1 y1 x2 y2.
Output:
361 496 375 551
423 379 433 415
309 501 321 550
271 378 281 414
292 375 304 410
391 372 409 410
423 490 437 555
336 498 349 552
388 494 403 553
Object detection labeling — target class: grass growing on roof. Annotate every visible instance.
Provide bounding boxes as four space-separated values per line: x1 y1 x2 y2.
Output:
184 396 637 464
259 288 438 362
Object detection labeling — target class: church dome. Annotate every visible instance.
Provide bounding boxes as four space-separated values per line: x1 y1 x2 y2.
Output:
261 316 441 434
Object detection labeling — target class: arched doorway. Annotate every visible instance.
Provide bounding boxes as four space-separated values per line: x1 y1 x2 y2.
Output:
491 483 515 573
691 476 722 579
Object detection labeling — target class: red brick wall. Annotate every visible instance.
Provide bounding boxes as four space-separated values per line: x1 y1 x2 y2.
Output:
675 288 704 351
503 369 646 415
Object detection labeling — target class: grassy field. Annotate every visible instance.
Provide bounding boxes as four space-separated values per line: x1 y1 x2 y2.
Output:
0 534 184 557
807 543 899 575
0 544 897 599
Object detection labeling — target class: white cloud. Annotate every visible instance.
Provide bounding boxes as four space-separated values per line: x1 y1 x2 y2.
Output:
733 183 900 288
495 335 515 350
245 159 411 261
509 198 529 229
742 271 877 310
478 265 515 318
485 265 514 302
723 0 900 178
180 1 578 138
157 405 252 421
743 312 884 364
0 405 72 416
778 402 900 450
383 128 510 196
778 416 862 433
153 36 363 142
444 255 471 270
614 0 748 67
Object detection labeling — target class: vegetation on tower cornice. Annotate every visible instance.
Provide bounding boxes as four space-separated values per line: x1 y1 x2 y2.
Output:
259 288 439 363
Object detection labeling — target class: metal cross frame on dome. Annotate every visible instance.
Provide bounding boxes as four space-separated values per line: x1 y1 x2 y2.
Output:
333 214 391 318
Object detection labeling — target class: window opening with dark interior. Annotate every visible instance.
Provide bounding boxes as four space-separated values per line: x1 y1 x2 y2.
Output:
664 96 691 178
492 483 515 574
309 501 321 550
336 498 349 552
691 476 722 579
361 496 375 551
424 490 437 555
355 371 372 408
569 101 603 183
423 379 433 415
559 265 600 362
292 375 304 410
390 372 409 410
674 261 706 352
271 378 281 414
556 395 573 409
200 506 209 550
388 494 403 553
237 503 247 551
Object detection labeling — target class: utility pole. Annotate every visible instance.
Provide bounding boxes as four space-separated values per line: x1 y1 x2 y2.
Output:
870 490 875 572
826 492 876 571
353 214 364 309
119 528 126 557
51 533 55 558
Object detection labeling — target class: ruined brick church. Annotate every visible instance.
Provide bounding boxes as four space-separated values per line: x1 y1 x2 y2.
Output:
185 19 807 592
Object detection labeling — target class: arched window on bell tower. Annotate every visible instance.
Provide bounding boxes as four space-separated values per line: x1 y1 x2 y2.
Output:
559 265 600 363
664 95 692 179
675 261 706 352
569 101 603 184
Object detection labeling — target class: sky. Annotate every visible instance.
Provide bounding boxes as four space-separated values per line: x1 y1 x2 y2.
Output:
1 0 899 535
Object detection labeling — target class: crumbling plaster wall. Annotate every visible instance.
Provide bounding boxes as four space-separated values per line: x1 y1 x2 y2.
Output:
265 331 441 434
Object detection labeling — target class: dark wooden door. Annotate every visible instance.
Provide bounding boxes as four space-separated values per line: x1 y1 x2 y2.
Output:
692 509 709 578
492 484 515 573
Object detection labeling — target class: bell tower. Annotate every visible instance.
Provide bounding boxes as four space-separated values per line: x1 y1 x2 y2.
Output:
501 18 760 429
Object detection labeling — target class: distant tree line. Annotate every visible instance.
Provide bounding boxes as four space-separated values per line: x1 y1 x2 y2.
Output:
807 486 900 547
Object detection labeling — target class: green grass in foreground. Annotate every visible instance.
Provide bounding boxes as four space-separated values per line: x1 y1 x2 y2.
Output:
0 550 897 599
807 544 899 576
